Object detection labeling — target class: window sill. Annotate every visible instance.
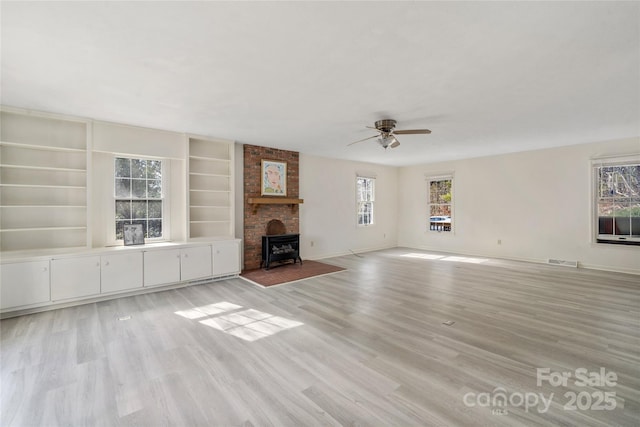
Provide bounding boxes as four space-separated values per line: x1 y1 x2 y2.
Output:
596 239 640 247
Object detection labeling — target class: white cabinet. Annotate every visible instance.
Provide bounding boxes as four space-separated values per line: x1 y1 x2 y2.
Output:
144 245 214 286
1 240 240 315
0 260 50 309
143 248 181 287
213 240 241 276
180 245 212 281
51 256 100 301
101 252 143 293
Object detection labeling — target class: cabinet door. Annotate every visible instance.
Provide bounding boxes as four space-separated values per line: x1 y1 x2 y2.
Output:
143 249 181 287
181 246 212 281
0 260 50 309
101 252 143 293
212 240 241 276
51 256 101 301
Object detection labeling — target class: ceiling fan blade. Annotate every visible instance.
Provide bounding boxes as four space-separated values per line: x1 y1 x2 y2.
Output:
392 129 432 135
347 134 379 146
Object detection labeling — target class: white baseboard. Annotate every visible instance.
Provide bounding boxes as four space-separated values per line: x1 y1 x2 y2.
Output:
396 245 640 276
578 262 640 276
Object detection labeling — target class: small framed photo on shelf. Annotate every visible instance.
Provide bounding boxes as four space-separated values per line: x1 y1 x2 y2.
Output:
123 223 145 246
261 160 287 196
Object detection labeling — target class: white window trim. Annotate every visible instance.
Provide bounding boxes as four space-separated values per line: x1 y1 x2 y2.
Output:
108 155 171 246
590 154 640 246
356 175 375 227
426 172 454 234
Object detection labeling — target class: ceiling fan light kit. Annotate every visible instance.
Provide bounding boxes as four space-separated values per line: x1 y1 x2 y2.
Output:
349 119 431 150
378 135 400 149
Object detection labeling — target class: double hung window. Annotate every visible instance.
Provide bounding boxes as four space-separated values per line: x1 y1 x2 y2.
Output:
114 157 165 241
428 176 453 232
356 176 375 226
594 157 640 245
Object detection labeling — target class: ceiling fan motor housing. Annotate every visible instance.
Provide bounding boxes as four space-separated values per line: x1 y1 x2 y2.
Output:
347 118 428 148
375 119 397 133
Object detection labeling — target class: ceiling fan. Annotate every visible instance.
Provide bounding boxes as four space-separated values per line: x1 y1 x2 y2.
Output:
348 119 431 149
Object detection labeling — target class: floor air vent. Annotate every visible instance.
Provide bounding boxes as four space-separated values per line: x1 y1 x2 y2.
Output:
547 259 578 268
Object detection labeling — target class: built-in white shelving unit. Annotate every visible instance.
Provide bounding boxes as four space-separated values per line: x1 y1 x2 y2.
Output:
187 137 234 239
0 110 89 251
0 108 242 317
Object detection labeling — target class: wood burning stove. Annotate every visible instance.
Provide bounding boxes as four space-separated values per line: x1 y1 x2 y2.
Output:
261 233 302 270
261 219 302 269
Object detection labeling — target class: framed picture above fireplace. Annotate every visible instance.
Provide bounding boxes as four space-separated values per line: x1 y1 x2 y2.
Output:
261 160 287 196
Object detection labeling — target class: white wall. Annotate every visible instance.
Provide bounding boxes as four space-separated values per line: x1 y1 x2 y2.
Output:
91 121 187 247
397 137 640 275
6 106 637 274
93 121 185 159
299 154 398 259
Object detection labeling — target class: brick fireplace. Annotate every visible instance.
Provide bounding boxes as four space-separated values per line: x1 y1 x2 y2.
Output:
243 144 300 270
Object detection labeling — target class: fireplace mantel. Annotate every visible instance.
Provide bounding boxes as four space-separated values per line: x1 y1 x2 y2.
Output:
247 197 304 214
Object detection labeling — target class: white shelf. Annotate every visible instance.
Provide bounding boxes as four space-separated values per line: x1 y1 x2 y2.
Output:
0 184 86 189
0 164 87 173
1 111 86 150
0 110 89 252
188 137 231 160
2 144 86 171
188 191 229 208
189 221 232 238
0 205 86 208
189 157 230 176
0 187 87 206
187 137 234 240
0 141 86 153
1 226 87 232
189 220 230 224
188 172 230 177
188 155 230 162
1 226 88 251
189 189 231 193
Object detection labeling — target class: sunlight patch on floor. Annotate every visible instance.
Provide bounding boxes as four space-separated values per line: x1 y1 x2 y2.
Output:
175 302 303 342
402 253 445 260
401 252 488 264
174 301 242 320
441 256 488 264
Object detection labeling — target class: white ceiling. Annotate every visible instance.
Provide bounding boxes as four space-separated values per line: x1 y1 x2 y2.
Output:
2 1 639 166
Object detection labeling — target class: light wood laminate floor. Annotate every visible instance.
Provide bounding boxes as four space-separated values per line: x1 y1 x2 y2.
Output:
1 248 639 426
